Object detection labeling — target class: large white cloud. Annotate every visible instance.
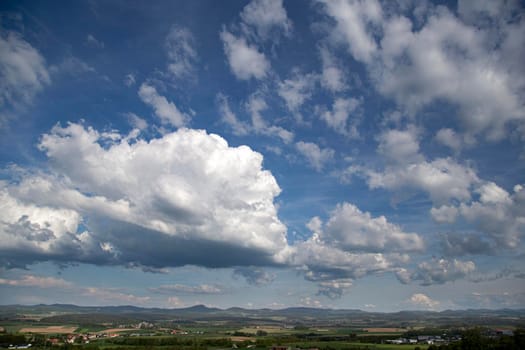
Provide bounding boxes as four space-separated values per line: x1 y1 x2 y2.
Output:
1 123 289 268
292 239 409 280
432 182 525 252
366 157 479 205
290 236 411 297
284 201 423 297
308 202 424 253
460 183 525 249
362 126 479 205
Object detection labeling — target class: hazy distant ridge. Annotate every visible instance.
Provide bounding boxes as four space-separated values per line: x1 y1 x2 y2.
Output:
1 303 523 327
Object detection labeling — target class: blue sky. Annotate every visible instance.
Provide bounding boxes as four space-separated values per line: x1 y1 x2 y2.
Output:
0 0 524 311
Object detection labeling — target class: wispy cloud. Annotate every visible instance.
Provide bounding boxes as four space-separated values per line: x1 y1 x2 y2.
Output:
150 284 223 295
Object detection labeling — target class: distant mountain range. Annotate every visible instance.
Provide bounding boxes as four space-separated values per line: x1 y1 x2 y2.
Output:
1 304 524 328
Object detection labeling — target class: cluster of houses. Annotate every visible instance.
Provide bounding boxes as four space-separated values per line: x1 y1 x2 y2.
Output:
385 335 461 345
385 328 515 345
43 325 197 345
47 332 120 345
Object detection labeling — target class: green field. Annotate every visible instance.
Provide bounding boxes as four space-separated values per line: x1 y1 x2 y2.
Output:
0 310 525 350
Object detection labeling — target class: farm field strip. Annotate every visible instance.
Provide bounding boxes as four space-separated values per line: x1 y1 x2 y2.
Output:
18 326 78 334
363 328 406 333
237 327 289 334
97 328 142 334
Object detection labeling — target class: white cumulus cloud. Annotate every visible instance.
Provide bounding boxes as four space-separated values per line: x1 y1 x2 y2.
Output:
366 157 479 205
1 123 289 269
432 182 524 251
284 201 422 297
309 202 424 253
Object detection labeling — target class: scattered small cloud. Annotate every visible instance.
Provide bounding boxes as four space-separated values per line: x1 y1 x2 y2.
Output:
167 296 185 307
0 275 73 288
50 56 95 76
138 83 190 128
295 141 334 172
150 284 223 295
83 287 150 305
316 279 353 299
299 296 322 308
319 97 362 138
233 267 275 286
220 30 269 81
319 47 346 92
217 93 250 136
408 293 440 310
246 94 294 143
125 112 148 130
278 71 317 113
413 258 476 285
240 0 292 40
165 26 197 80
0 30 50 125
124 73 136 87
86 34 104 49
